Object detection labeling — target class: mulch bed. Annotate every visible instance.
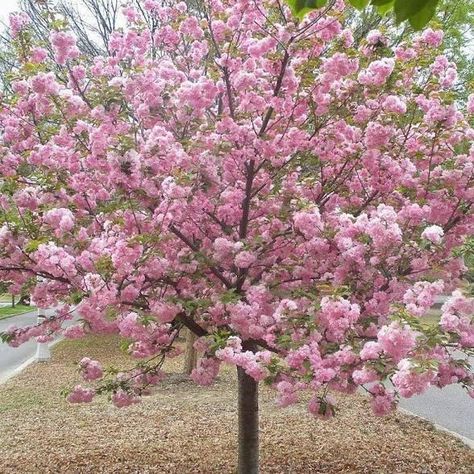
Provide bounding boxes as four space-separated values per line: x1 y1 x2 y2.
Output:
0 335 472 473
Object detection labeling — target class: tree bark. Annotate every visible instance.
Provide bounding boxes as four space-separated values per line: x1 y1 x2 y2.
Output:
237 365 259 474
18 293 30 306
183 328 197 375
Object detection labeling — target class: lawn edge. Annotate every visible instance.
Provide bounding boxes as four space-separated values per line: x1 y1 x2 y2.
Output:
0 307 37 321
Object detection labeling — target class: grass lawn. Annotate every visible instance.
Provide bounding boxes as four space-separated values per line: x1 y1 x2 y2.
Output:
0 335 472 473
421 309 441 326
0 304 35 321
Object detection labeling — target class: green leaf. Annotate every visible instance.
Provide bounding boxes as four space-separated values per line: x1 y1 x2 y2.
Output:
371 0 395 15
377 2 395 16
349 0 370 9
119 339 132 353
394 0 437 24
60 388 71 398
408 0 439 30
70 290 85 305
24 238 47 253
220 289 241 304
0 332 15 344
285 0 328 18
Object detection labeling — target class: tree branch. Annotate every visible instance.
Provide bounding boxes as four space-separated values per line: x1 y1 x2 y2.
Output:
169 224 233 288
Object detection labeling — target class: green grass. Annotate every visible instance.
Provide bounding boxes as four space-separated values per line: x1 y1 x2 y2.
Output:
0 294 14 303
423 309 441 326
0 305 35 321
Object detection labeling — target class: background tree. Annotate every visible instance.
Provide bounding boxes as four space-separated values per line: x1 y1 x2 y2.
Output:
0 1 473 473
343 0 474 101
288 0 445 30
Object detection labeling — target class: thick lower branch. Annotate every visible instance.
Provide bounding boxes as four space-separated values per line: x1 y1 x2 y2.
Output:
175 312 207 338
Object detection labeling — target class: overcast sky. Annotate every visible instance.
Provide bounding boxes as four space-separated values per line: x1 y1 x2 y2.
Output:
1 0 20 24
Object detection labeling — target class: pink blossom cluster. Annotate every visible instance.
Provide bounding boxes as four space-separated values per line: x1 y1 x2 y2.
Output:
383 95 407 115
293 210 323 239
43 208 75 237
307 394 336 420
440 291 474 347
67 385 95 403
369 384 396 416
112 389 140 408
421 225 444 244
377 322 418 362
358 58 395 86
366 30 387 46
392 359 436 398
50 31 80 65
276 380 301 407
117 312 175 357
420 28 444 48
9 13 30 38
403 280 445 317
234 250 257 269
216 337 271 381
317 297 361 342
63 325 86 339
79 357 103 381
190 357 221 386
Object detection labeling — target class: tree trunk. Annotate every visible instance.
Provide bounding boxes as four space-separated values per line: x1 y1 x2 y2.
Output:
18 293 30 306
237 366 259 474
183 329 197 375
11 294 15 308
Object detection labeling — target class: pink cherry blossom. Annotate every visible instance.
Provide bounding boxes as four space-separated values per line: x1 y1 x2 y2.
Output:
421 225 444 244
79 357 103 381
234 251 257 269
369 384 396 416
67 385 95 403
420 28 444 48
9 13 30 38
392 359 436 398
112 389 140 408
377 323 418 362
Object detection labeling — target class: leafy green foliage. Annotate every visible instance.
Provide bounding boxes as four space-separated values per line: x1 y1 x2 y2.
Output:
394 0 440 30
349 0 371 9
220 289 242 304
455 238 474 285
286 0 441 29
285 0 329 18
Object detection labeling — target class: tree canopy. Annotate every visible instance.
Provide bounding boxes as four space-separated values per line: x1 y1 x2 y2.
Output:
0 1 473 472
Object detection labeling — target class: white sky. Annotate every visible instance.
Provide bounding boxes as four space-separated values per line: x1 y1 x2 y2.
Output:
0 0 20 24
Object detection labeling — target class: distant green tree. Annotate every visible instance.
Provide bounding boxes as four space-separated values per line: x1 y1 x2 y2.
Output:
287 0 442 30
342 0 474 102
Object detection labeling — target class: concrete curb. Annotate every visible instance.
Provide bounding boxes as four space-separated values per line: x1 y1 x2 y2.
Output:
0 337 63 385
399 407 474 449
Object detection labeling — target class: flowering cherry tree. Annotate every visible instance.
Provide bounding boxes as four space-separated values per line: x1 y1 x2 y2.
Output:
1 1 473 472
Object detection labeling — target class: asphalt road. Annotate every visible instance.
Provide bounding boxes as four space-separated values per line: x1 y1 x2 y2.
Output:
0 309 58 382
399 365 474 441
